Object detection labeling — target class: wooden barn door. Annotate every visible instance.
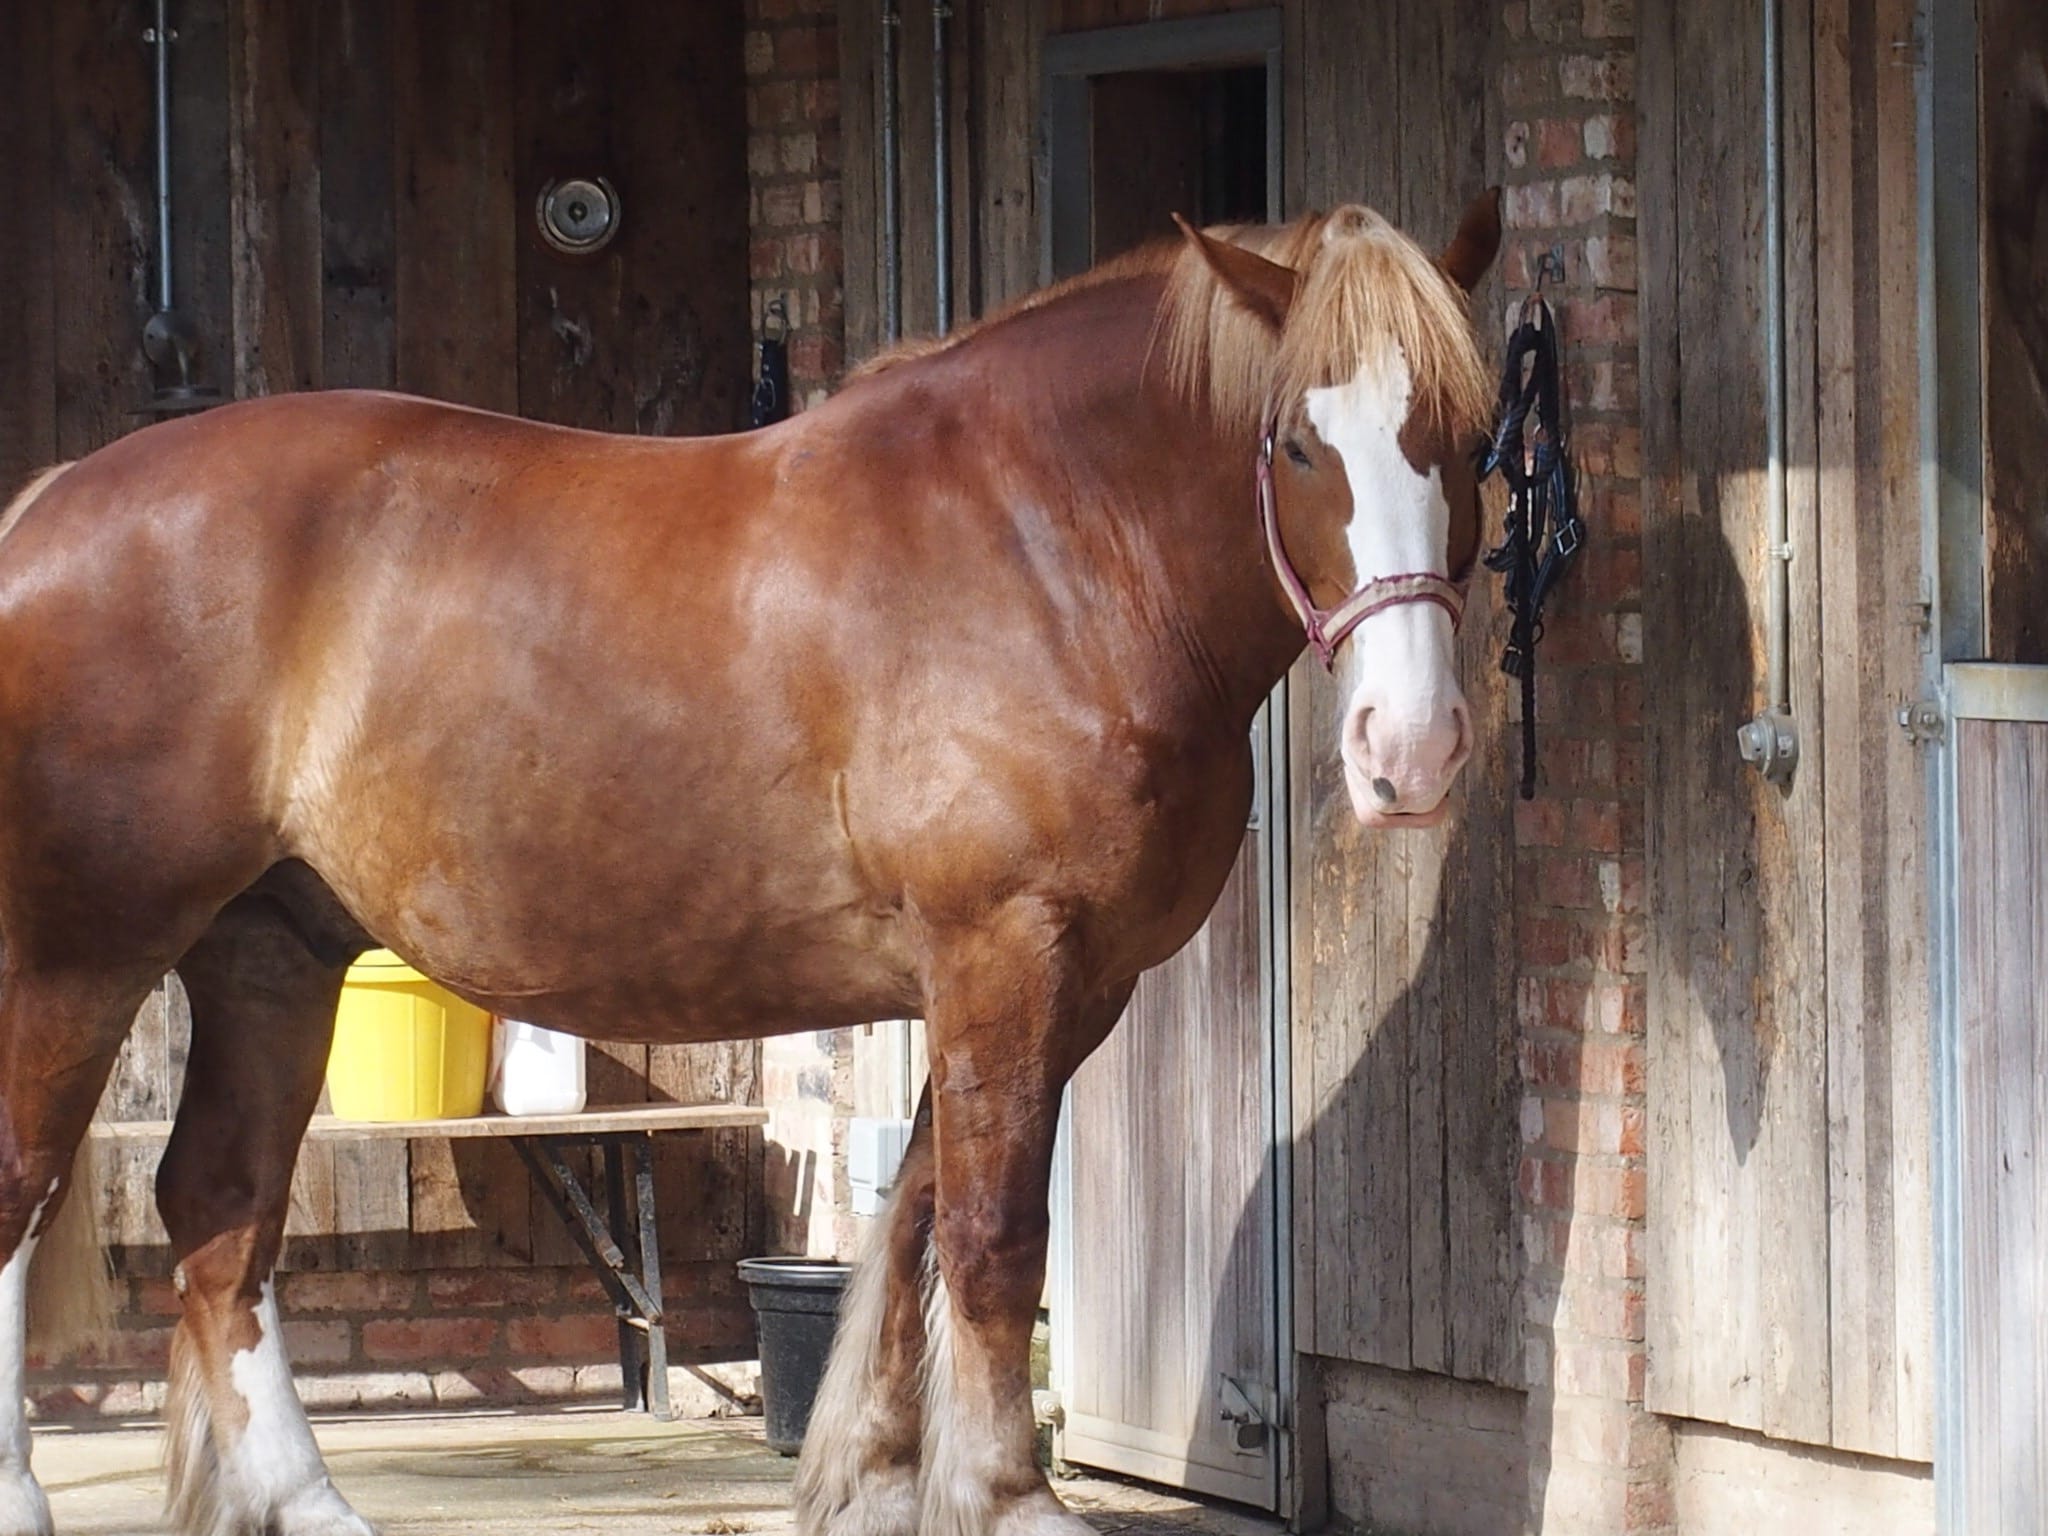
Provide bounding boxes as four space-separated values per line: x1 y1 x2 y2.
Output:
1948 667 2048 1532
1046 12 1289 1513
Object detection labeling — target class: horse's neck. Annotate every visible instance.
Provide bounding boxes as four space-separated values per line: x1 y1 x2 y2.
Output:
997 284 1303 727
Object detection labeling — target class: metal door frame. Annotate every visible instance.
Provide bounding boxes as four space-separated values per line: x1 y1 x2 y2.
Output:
1041 19 1292 1509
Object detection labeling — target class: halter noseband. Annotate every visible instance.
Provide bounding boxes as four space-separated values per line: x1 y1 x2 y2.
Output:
1255 417 1467 671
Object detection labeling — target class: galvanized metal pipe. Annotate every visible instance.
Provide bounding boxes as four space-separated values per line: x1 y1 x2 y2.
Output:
932 0 953 334
1762 0 1790 719
880 0 902 343
151 0 174 312
1737 0 1800 782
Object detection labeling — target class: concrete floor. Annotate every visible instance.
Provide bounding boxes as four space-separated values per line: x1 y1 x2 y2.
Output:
33 1410 1284 1535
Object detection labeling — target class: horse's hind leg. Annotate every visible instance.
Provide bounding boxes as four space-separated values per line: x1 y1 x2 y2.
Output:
0 966 153 1536
154 896 370 1536
792 1093 935 1536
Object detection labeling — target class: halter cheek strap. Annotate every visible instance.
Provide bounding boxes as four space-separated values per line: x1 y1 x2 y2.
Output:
1256 420 1468 671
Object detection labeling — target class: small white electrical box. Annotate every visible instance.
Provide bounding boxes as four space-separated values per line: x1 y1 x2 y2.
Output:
848 1117 915 1217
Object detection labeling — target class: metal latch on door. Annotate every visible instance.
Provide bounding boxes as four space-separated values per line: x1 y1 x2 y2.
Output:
1218 1374 1270 1451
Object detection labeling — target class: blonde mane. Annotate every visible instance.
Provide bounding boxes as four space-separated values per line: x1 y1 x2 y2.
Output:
850 205 1491 446
1162 205 1494 441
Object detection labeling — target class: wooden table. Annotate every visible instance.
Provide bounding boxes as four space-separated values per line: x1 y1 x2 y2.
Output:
96 1104 770 1420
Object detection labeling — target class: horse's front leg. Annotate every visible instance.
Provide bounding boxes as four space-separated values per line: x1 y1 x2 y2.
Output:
792 1094 935 1536
919 916 1127 1536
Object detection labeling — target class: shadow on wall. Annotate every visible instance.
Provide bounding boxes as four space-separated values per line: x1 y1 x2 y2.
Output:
1179 516 1761 1533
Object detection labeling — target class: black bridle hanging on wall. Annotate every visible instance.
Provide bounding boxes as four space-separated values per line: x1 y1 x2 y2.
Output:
1476 288 1586 801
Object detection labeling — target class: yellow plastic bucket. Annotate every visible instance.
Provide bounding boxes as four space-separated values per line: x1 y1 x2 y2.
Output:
327 950 490 1121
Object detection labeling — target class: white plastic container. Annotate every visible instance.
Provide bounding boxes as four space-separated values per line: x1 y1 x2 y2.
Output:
490 1018 587 1116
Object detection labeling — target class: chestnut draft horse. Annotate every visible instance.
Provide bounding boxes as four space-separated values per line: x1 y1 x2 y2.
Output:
0 191 1499 1536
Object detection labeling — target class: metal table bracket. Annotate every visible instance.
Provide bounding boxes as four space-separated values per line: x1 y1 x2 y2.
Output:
513 1132 671 1419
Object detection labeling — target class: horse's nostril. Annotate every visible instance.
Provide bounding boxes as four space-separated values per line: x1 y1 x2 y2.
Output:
1371 776 1398 807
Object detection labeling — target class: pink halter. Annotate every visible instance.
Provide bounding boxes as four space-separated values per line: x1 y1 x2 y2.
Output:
1256 419 1467 670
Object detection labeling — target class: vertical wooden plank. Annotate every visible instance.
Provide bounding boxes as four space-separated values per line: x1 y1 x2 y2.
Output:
320 0 397 391
972 0 1039 309
839 0 882 358
0 0 56 492
1815 0 1935 1461
1640 0 1833 1444
611 0 750 435
1980 0 2048 664
1956 720 2048 1529
228 0 322 397
1636 0 1694 1425
50 0 155 459
648 1042 760 1265
514 0 621 430
394 0 517 410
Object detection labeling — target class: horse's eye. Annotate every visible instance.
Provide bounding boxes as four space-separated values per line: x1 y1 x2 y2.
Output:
1284 439 1314 469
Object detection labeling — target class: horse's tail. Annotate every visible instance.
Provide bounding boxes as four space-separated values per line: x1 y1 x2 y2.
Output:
27 1119 115 1364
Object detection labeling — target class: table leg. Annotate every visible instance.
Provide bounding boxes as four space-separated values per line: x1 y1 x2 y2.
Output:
631 1137 671 1420
604 1140 648 1413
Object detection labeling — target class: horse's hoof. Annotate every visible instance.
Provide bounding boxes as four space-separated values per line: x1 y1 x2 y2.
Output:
988 1489 1095 1536
0 1472 52 1536
272 1482 377 1536
798 1468 918 1536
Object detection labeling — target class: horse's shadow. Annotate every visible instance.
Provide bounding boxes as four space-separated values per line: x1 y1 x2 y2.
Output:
1190 515 1760 1530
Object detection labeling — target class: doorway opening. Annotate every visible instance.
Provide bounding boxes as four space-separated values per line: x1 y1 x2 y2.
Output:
1040 8 1294 1520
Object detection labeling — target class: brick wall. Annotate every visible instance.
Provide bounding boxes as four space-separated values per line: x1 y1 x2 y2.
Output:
31 1265 756 1423
1497 1 1662 1532
746 0 846 411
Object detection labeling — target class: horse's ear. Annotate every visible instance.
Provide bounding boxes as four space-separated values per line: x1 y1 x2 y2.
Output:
1440 187 1503 295
1173 213 1297 333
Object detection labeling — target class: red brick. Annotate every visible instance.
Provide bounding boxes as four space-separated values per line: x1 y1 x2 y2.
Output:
132 1278 183 1317
1505 120 1532 169
759 183 805 227
775 24 835 77
743 30 774 77
283 1319 354 1366
1585 109 1638 161
1501 56 1560 107
1516 797 1568 847
362 1317 497 1365
1584 0 1635 39
1568 798 1623 853
506 1313 619 1360
425 1270 561 1309
1561 52 1636 101
1536 118 1585 169
280 1271 416 1314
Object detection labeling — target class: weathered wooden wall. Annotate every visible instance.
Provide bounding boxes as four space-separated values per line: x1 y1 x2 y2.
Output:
0 0 762 1277
1954 714 2048 1530
1981 0 2048 664
839 0 1517 1393
1638 0 1933 1460
1282 0 1517 1391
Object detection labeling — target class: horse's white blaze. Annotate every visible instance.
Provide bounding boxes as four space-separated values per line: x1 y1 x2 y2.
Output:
1307 349 1468 815
0 1190 55 1536
222 1280 371 1536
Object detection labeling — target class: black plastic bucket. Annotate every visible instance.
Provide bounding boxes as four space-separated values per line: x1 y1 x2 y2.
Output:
738 1257 851 1455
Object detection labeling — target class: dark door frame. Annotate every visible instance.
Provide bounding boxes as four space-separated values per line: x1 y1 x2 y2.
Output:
1038 9 1284 283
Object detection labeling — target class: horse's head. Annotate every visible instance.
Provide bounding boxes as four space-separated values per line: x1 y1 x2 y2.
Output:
1170 192 1501 827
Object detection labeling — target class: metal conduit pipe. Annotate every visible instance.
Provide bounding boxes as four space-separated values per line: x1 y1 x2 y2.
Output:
1737 0 1799 783
932 0 954 335
141 0 216 413
880 0 902 343
152 0 174 313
